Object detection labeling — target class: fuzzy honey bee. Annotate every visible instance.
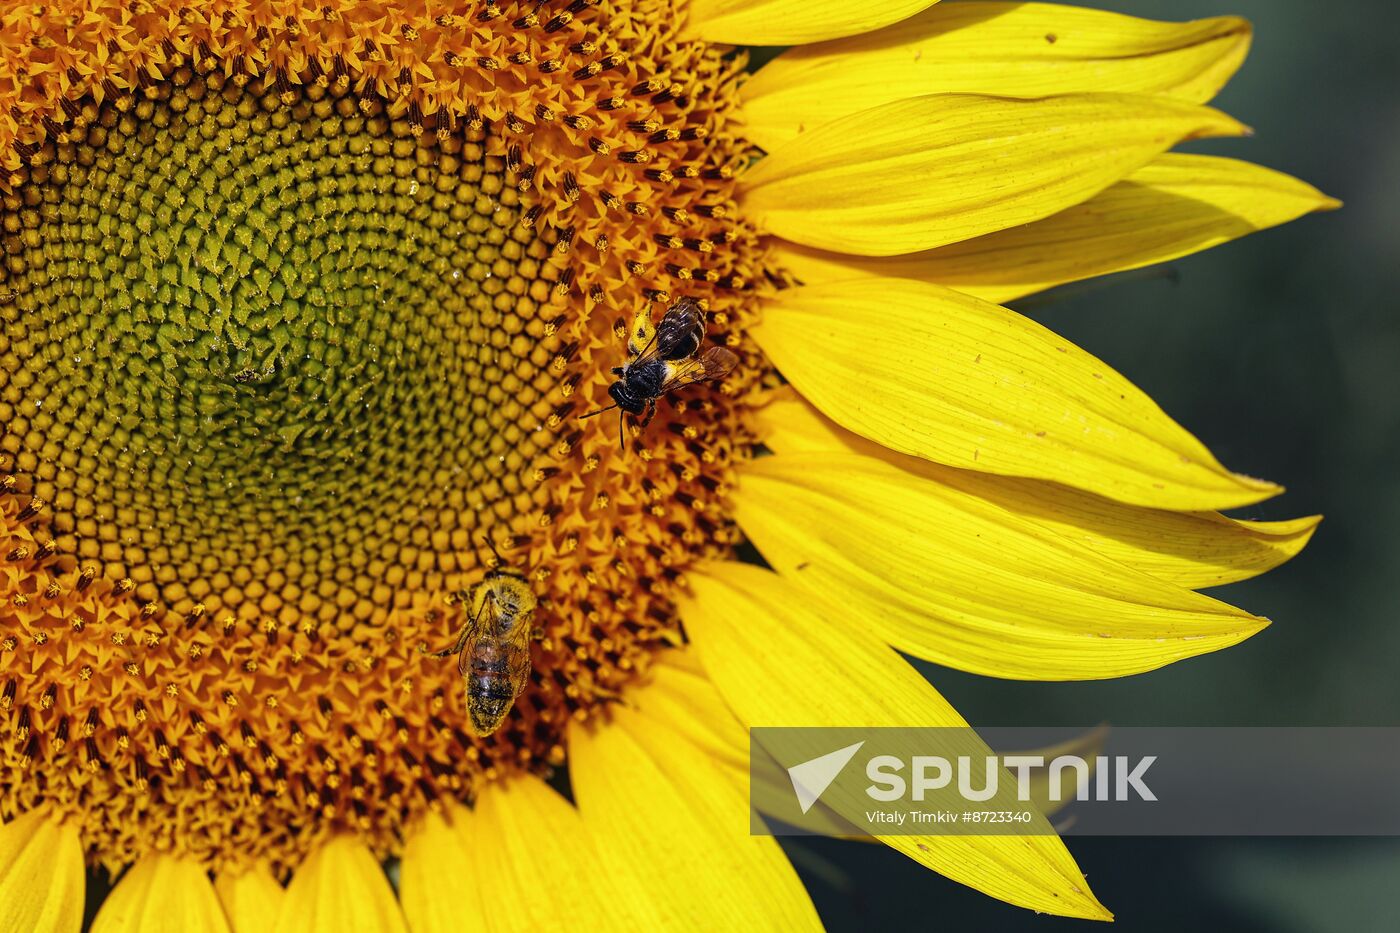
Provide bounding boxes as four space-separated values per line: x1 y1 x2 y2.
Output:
422 547 538 737
581 297 739 449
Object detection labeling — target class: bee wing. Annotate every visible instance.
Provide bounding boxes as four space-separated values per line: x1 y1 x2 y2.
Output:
455 598 489 678
456 635 475 677
456 635 481 679
654 298 706 361
630 298 707 364
659 346 739 394
663 296 703 320
492 596 535 699
506 645 533 700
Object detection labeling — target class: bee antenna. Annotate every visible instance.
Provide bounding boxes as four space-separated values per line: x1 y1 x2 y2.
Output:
478 535 507 569
579 402 618 420
618 411 626 452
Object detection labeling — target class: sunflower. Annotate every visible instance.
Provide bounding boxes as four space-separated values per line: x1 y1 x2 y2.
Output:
0 0 1335 929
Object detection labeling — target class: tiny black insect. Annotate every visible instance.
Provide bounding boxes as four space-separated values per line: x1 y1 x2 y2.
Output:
581 297 738 449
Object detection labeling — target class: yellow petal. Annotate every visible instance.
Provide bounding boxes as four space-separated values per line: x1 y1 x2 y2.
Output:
680 562 1110 920
473 777 663 932
92 855 231 933
737 452 1269 679
773 154 1340 304
0 809 84 933
754 278 1279 509
569 707 823 930
742 3 1252 151
632 654 872 840
274 838 406 933
740 93 1248 256
214 864 283 933
757 388 1319 588
402 785 665 933
682 0 938 46
627 653 750 781
399 806 484 933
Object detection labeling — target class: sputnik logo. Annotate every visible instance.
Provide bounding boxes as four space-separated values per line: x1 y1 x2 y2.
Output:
786 741 865 814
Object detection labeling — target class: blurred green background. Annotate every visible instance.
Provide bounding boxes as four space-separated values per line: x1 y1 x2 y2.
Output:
780 1 1400 929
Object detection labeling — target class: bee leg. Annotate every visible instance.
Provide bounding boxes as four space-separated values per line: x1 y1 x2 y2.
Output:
639 398 658 429
591 685 624 702
422 620 472 658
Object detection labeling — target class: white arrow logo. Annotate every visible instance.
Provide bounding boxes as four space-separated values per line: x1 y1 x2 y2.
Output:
787 741 865 814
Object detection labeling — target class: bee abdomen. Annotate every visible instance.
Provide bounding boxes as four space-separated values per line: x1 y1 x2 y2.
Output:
465 674 517 736
468 672 516 700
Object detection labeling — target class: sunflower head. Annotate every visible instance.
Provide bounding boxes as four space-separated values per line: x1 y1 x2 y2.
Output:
0 0 1334 928
0 0 771 875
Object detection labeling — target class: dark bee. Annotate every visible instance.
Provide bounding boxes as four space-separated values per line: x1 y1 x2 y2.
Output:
581 297 738 448
422 544 538 737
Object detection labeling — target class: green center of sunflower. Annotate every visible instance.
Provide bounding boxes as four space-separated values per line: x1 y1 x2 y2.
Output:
0 69 568 629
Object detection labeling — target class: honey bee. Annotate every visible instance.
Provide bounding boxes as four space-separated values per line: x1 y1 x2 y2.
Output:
423 544 538 737
581 297 739 448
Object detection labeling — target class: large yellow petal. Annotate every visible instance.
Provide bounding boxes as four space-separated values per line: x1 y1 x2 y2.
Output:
399 806 484 933
569 706 823 930
632 658 868 840
400 780 673 933
274 838 406 933
757 388 1319 589
474 776 663 932
742 3 1252 151
735 452 1270 679
631 653 871 840
679 562 1111 920
682 0 937 46
754 278 1278 509
92 855 231 933
740 93 1247 256
215 865 283 933
772 154 1340 304
0 809 84 933
626 654 750 782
